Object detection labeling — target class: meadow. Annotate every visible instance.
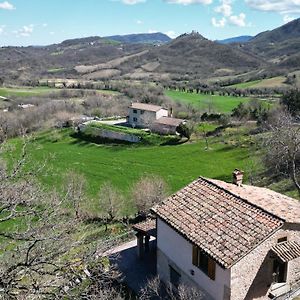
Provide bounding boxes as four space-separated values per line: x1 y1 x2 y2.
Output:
229 76 288 89
8 128 253 215
0 86 120 98
0 86 55 98
166 90 251 113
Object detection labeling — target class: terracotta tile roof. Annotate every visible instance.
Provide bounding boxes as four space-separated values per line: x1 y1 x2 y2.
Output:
130 103 165 112
272 241 300 262
132 219 157 237
153 177 284 268
154 117 185 127
209 179 300 224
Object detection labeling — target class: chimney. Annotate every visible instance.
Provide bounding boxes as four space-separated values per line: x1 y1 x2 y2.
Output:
169 107 173 118
232 169 244 186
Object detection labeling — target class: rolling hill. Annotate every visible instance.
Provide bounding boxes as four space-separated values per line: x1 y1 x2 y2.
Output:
105 32 171 45
240 18 300 69
100 32 266 81
217 36 253 44
1 20 300 84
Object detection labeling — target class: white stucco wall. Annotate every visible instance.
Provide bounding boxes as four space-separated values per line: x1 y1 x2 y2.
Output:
128 108 156 127
156 108 168 120
157 218 231 300
128 107 168 128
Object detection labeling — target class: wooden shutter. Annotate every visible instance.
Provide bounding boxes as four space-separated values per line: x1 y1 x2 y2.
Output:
192 245 198 266
208 258 216 280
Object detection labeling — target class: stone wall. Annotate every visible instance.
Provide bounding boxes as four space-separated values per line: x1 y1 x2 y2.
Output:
231 224 300 300
80 125 141 143
150 123 177 135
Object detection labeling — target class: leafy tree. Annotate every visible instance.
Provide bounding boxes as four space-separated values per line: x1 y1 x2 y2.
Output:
177 122 194 140
231 103 249 120
281 89 300 116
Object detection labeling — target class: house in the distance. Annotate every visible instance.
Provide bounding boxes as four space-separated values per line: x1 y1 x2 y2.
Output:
127 103 185 135
151 170 300 300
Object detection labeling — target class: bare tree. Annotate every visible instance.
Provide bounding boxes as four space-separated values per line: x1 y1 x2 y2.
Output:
140 276 204 300
99 181 124 223
0 142 121 299
263 110 300 194
64 171 87 219
132 175 168 215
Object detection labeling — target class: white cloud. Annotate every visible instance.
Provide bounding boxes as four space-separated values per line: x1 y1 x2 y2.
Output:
15 24 34 37
214 0 232 17
246 0 300 14
212 0 248 27
42 23 48 27
211 17 226 27
120 0 145 4
165 30 177 38
136 20 143 24
0 26 4 34
229 13 246 27
283 15 296 23
49 31 55 35
0 1 15 10
165 0 213 5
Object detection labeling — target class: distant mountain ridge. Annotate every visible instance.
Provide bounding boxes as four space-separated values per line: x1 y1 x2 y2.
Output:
241 18 300 70
217 36 253 44
1 20 300 83
104 32 172 45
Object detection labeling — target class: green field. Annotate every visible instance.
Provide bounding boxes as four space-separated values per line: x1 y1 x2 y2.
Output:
166 90 250 113
229 76 288 89
0 86 121 99
229 80 262 89
47 68 66 73
0 86 55 98
8 128 252 214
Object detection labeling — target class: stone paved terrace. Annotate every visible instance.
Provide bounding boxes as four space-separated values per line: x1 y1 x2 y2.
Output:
108 238 157 295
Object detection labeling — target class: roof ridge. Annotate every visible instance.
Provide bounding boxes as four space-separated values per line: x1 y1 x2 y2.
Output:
154 176 285 268
199 177 286 223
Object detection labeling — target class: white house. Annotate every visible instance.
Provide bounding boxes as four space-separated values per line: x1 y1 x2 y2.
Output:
127 102 185 134
128 103 169 128
150 170 300 300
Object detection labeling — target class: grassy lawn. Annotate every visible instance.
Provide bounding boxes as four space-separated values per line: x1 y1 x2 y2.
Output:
229 76 288 89
166 90 250 113
0 86 121 99
0 86 55 98
229 80 262 89
8 128 253 214
47 68 66 73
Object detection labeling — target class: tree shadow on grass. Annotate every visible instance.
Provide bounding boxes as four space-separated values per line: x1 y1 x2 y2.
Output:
160 137 188 146
68 132 143 152
69 132 185 149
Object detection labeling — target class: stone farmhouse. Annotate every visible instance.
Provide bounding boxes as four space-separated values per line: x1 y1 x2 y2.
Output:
134 170 300 300
127 103 185 135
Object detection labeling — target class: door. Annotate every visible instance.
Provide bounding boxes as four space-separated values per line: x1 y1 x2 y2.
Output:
273 259 287 283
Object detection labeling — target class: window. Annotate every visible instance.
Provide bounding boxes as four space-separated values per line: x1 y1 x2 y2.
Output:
169 266 181 288
192 246 216 280
133 109 138 114
140 110 144 115
133 117 138 122
277 237 287 243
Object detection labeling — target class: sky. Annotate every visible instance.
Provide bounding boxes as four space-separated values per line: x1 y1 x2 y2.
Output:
0 0 299 46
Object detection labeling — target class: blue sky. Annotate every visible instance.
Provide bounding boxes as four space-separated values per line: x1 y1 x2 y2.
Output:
0 0 299 46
